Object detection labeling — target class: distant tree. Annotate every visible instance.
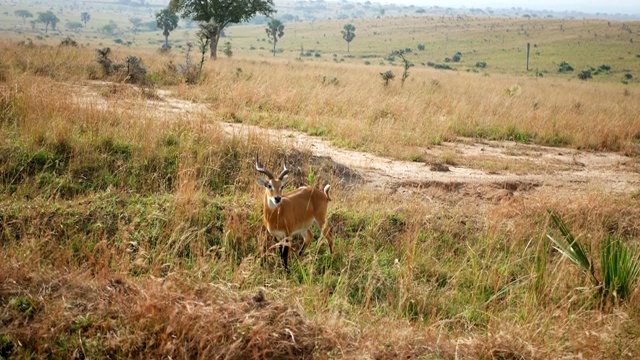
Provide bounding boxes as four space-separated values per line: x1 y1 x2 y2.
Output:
129 17 143 32
38 11 60 34
14 10 33 24
81 12 90 27
66 21 84 33
169 0 275 59
100 21 118 36
156 8 179 48
265 18 284 56
341 23 355 52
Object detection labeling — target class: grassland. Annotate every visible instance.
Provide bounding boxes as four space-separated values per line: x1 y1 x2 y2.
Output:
1 6 640 359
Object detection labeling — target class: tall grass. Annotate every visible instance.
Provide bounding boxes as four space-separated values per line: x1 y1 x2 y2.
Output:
1 41 640 358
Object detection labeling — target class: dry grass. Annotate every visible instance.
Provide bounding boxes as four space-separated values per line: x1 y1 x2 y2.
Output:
1 40 640 358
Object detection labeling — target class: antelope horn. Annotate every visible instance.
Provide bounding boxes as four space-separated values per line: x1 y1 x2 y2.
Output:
255 154 274 179
278 160 290 180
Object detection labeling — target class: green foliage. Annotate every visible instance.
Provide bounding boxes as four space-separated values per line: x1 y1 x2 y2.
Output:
0 334 14 359
223 41 233 57
380 70 394 86
265 18 285 56
427 62 454 70
557 61 574 73
391 49 412 86
100 21 118 36
547 210 597 284
10 297 37 319
578 69 592 80
624 72 633 80
600 236 640 301
547 211 640 304
14 9 33 23
169 0 275 58
417 43 425 51
475 61 487 68
81 12 90 27
156 8 180 48
65 22 84 33
341 23 356 52
37 11 60 33
60 37 78 47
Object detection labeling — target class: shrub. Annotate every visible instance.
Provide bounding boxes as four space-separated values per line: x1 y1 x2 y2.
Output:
427 62 454 70
60 36 77 47
624 72 633 80
223 41 233 57
417 43 425 51
558 61 574 72
452 51 462 62
380 70 394 86
578 69 592 80
475 61 487 68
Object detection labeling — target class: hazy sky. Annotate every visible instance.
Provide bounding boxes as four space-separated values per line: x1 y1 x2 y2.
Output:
376 0 640 15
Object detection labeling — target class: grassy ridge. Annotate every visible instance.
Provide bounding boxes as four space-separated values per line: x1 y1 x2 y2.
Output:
1 41 640 358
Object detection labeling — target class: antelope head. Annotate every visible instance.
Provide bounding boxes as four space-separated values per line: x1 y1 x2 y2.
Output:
255 154 290 209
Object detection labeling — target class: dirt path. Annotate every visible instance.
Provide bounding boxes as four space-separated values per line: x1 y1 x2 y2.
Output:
78 82 640 201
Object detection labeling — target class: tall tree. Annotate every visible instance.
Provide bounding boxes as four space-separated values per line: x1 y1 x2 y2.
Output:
38 11 60 34
156 9 179 48
81 12 90 28
14 10 33 24
265 18 284 57
169 0 275 59
341 23 356 53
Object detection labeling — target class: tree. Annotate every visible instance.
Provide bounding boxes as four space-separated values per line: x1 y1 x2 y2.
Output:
129 17 143 32
81 12 90 28
38 11 60 34
265 18 284 57
341 23 355 53
169 0 275 59
66 21 84 33
14 10 33 24
156 9 179 48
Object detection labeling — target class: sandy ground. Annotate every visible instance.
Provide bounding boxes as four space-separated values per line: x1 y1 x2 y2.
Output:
75 82 640 203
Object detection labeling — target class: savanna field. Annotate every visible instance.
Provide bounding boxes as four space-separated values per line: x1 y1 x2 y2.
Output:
1 1 640 358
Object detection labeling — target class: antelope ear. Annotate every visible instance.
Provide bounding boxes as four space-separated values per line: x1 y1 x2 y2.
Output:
257 178 269 187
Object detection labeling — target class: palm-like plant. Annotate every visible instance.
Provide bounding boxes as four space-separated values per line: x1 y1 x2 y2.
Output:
81 12 90 28
547 210 640 303
265 18 284 57
156 8 179 48
341 24 356 53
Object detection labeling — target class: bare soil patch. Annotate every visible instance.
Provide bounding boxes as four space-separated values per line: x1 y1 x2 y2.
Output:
76 82 640 202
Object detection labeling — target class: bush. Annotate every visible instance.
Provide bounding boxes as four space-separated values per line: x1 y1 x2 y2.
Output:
59 37 77 47
557 61 574 73
223 41 233 57
475 61 487 68
380 70 394 86
624 72 633 80
578 69 592 80
452 51 462 62
427 62 454 70
417 43 425 51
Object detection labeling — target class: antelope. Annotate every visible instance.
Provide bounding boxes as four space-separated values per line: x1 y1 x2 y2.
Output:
255 154 333 270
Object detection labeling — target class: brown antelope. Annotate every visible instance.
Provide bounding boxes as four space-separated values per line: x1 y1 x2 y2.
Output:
255 155 333 270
